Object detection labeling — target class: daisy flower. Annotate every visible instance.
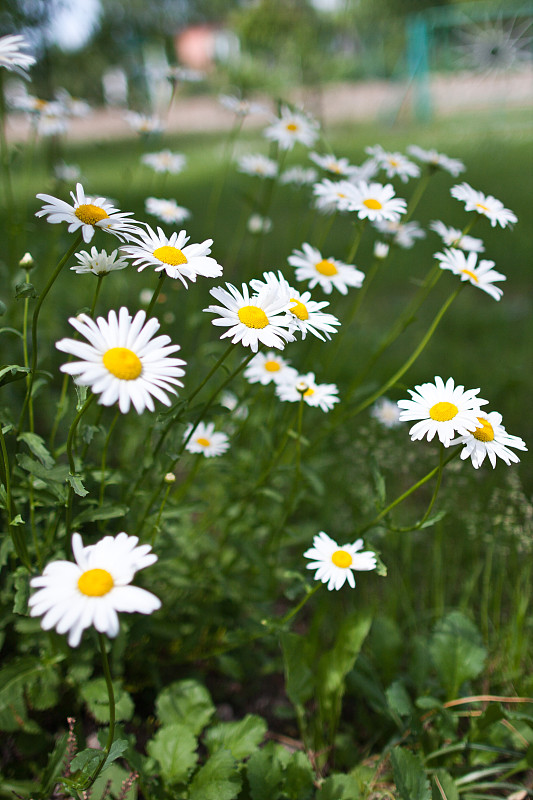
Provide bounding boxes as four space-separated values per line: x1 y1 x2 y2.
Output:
450 411 527 469
204 281 294 352
55 88 91 118
29 532 161 647
280 166 318 186
244 351 299 386
373 219 426 249
397 376 488 447
247 214 272 234
35 183 137 244
288 243 364 295
237 153 278 178
434 248 506 300
373 241 390 260
304 531 377 591
125 112 164 135
407 145 465 177
53 161 82 183
345 181 407 222
37 112 69 137
56 307 186 414
0 33 35 77
141 150 186 174
275 372 339 412
429 220 485 253
184 421 230 457
309 152 356 177
71 247 129 276
312 178 360 214
370 397 402 428
145 197 191 225
450 182 517 228
366 145 421 182
263 105 319 151
219 94 267 116
120 226 222 286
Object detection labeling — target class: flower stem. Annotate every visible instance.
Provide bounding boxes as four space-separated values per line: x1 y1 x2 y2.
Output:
85 635 116 789
65 393 95 540
404 167 434 222
388 444 447 533
90 274 105 318
346 218 367 263
280 583 321 626
0 423 31 570
99 409 120 508
145 272 167 318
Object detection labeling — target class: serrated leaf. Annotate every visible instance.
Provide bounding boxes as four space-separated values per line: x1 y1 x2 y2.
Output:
246 742 284 800
204 714 267 760
284 751 315 800
66 473 89 497
0 364 30 387
188 749 242 800
81 678 134 723
432 769 459 800
319 773 362 800
17 453 69 483
146 723 198 785
386 681 414 721
391 747 431 800
102 738 129 771
17 432 55 468
155 679 215 735
429 611 487 699
70 747 104 775
13 567 30 614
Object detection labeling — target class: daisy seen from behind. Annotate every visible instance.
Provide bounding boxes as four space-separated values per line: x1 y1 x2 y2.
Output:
244 351 299 386
370 397 402 428
345 181 407 222
304 531 377 591
29 532 161 647
219 94 267 117
0 33 35 77
71 247 129 276
373 219 426 249
450 182 517 228
397 376 487 447
288 242 364 295
435 248 506 301
141 150 186 174
430 220 485 253
237 153 278 178
263 105 319 151
407 145 465 177
276 372 339 412
145 197 191 225
309 152 356 177
56 307 186 414
184 421 230 457
450 410 527 469
35 183 137 243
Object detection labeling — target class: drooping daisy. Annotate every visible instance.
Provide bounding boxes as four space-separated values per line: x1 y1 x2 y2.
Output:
237 153 278 178
309 152 356 177
434 248 506 300
125 112 164 135
429 220 485 253
244 351 299 386
407 145 465 177
288 243 364 295
145 197 191 225
275 372 339 412
120 226 222 287
0 33 35 77
35 183 137 243
29 532 161 647
204 281 294 352
219 94 267 117
56 307 186 414
280 166 318 186
370 397 402 428
263 105 319 151
450 182 517 228
345 181 407 222
312 178 360 214
304 531 377 591
397 376 488 447
373 219 426 249
141 150 186 174
366 145 421 183
71 247 129 276
450 411 527 469
183 421 230 457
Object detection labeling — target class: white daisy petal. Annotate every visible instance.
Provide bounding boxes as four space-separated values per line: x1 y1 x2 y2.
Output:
303 531 377 591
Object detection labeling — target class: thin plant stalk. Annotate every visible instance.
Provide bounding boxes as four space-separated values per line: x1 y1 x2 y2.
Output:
145 272 167 318
346 218 367 263
21 269 35 432
206 116 245 229
99 409 120 507
65 393 95 540
0 423 32 570
90 274 105 318
84 635 116 789
387 443 447 533
404 167 434 222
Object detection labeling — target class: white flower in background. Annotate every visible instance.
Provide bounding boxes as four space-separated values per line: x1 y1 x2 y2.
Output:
309 152 356 177
141 150 186 174
244 351 299 386
450 411 527 469
280 166 318 186
264 105 319 150
407 145 466 177
373 219 426 249
312 178 360 213
125 112 164 135
397 376 487 447
37 111 69 137
35 183 137 243
145 197 191 225
345 181 407 222
303 532 377 591
247 214 272 234
435 248 506 300
347 159 379 183
429 220 485 252
450 182 517 228
366 145 421 182
276 371 339 412
288 242 364 295
71 247 129 276
373 241 390 260
29 532 160 647
204 281 294 352
219 94 267 116
166 65 205 83
55 88 91 117
56 307 186 414
53 161 82 183
0 33 35 77
184 421 230 457
237 153 278 178
370 397 402 428
121 226 222 286
220 390 249 420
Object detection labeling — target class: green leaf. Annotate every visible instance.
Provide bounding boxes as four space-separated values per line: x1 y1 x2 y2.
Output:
155 679 215 735
102 738 129 771
432 769 459 800
70 747 104 775
0 364 30 388
284 751 315 800
14 281 37 299
429 611 487 699
391 747 431 800
188 749 242 800
39 732 69 795
319 773 362 800
12 567 29 615
246 742 284 800
66 473 89 497
204 714 267 760
0 655 63 733
386 680 414 721
17 432 55 468
81 678 134 723
146 723 198 785
16 452 69 484
280 631 314 708
73 503 129 526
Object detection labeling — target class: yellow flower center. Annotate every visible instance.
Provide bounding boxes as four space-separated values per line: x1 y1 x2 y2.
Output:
153 245 188 266
286 123 299 132
77 568 114 597
472 417 495 442
461 269 479 282
332 549 353 568
315 259 338 276
197 437 211 447
363 198 383 210
429 401 458 422
103 347 142 380
304 387 315 397
264 360 281 372
75 204 110 226
476 202 490 212
238 305 269 329
388 158 399 167
290 298 309 320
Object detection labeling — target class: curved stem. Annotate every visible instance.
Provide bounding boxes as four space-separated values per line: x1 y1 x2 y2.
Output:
90 274 105 318
65 394 95 540
280 583 321 626
346 218 367 263
404 168 434 222
85 635 116 789
22 271 34 432
145 272 167 318
387 443 447 532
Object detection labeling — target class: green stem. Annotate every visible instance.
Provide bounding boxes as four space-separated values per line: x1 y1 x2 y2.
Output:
280 583 321 626
404 167 434 222
0 424 31 570
145 272 167 318
90 274 105 318
207 116 244 230
0 71 18 269
387 443 447 533
85 635 116 789
65 394 95 540
22 271 34 432
99 409 120 507
346 218 367 263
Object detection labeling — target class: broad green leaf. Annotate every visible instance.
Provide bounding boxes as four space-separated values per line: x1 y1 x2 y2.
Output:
146 723 198 785
391 747 431 800
73 503 129 526
0 655 63 733
17 432 55 468
155 679 215 735
319 773 362 800
284 751 315 800
81 678 134 723
204 714 267 760
102 739 129 771
13 567 30 615
280 631 314 708
246 741 284 800
386 680 414 721
0 364 30 387
188 749 242 800
66 473 89 497
16 453 69 484
432 769 459 800
429 611 487 699
69 748 104 775
14 282 37 299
